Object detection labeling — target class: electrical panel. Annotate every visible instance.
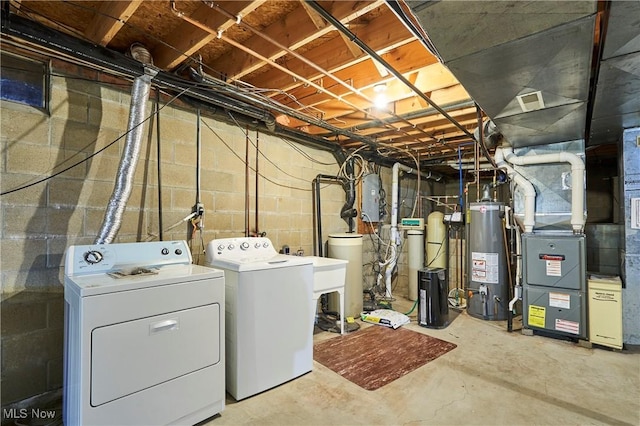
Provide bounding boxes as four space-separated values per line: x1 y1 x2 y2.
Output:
361 173 380 222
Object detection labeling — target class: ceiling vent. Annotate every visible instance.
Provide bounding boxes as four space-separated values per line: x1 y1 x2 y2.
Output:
516 91 545 112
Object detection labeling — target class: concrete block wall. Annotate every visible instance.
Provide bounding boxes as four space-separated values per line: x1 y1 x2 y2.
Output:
0 60 347 406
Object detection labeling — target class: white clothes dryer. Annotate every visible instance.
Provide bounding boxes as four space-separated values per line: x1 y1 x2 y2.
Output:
206 237 313 400
64 240 225 425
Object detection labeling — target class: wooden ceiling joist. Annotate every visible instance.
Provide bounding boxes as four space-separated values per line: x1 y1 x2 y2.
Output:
84 0 143 46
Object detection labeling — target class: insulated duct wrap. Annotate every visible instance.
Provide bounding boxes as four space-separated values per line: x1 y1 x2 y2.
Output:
95 67 157 244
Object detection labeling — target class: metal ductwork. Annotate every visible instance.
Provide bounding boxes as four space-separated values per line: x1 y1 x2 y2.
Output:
405 1 597 148
95 64 157 244
590 1 640 145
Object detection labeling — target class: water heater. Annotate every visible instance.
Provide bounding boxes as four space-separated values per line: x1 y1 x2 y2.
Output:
467 202 509 320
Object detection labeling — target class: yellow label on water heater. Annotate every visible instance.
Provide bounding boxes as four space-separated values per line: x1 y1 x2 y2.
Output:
528 305 546 328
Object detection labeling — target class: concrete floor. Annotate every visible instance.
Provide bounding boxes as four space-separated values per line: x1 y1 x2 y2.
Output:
205 296 640 426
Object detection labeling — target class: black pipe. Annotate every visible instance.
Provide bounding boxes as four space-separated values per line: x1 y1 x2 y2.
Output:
2 8 446 177
340 159 358 232
474 104 498 169
313 174 344 257
307 1 475 140
0 11 397 167
584 1 611 146
156 89 163 241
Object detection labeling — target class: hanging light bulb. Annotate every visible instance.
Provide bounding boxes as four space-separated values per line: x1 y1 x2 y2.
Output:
373 83 388 109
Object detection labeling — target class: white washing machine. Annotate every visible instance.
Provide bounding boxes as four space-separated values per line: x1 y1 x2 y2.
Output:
63 240 225 425
205 237 314 400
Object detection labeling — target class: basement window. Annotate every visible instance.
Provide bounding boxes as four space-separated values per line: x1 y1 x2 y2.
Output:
0 51 49 111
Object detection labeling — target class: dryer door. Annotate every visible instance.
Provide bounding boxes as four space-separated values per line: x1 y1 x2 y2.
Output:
90 303 220 406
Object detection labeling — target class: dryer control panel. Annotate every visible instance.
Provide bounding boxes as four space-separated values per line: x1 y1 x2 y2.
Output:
65 240 192 276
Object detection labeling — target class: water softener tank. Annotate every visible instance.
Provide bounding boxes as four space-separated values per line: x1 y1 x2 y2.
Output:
328 233 363 317
407 229 425 301
426 211 446 268
467 202 509 320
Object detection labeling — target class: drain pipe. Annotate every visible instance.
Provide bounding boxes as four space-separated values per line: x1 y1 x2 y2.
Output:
340 159 357 232
382 163 442 298
501 147 586 234
95 66 157 244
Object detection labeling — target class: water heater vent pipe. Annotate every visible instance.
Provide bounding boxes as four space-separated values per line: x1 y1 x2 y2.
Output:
500 146 585 233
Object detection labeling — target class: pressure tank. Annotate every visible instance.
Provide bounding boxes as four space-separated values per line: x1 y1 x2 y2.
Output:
426 211 446 269
407 229 425 301
328 233 363 317
467 202 509 320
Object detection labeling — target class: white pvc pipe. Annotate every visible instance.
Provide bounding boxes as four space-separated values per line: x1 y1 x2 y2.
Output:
501 147 585 233
494 147 537 233
407 230 424 301
385 163 440 298
504 205 522 312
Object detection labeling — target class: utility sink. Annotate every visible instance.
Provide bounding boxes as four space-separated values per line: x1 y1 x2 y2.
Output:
306 256 348 334
307 256 348 293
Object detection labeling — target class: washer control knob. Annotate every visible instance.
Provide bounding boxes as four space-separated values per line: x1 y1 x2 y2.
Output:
254 242 261 249
263 242 269 248
175 249 182 255
240 242 250 250
161 248 169 255
217 245 225 251
83 250 103 264
227 244 235 251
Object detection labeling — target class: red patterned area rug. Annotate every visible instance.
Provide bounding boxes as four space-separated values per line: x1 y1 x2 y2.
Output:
314 325 457 391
